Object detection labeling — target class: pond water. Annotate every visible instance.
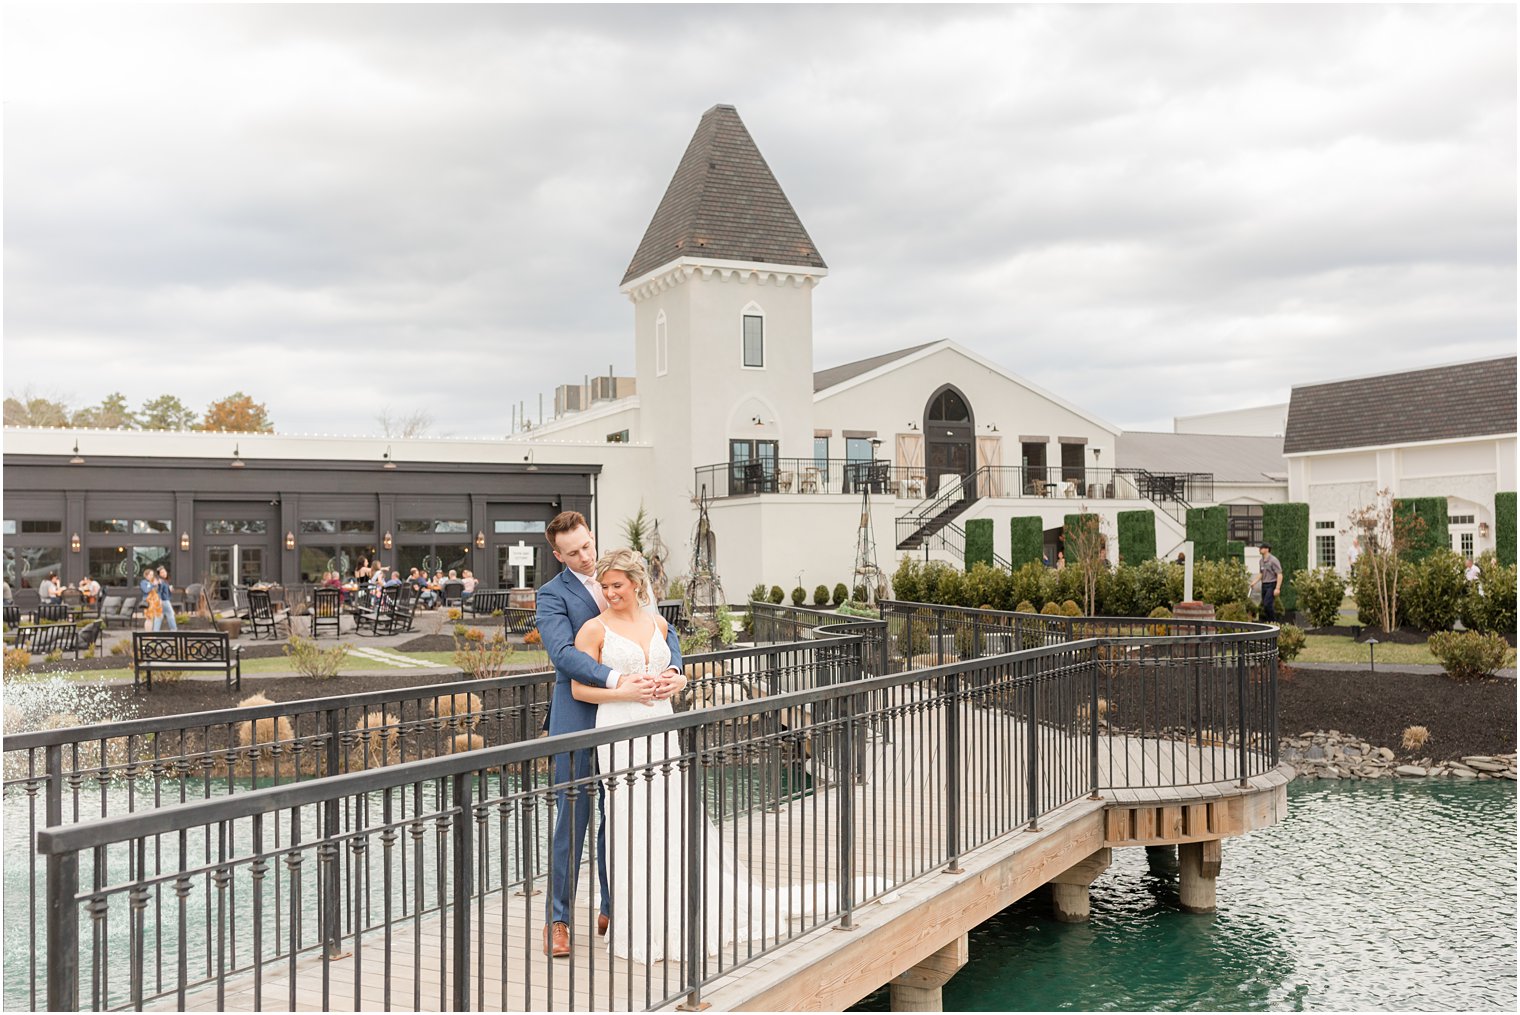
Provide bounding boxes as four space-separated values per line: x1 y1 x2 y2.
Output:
854 779 1516 1012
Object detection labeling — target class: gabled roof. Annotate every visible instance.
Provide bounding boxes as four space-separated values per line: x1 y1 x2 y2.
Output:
1283 356 1517 455
813 342 937 392
622 105 827 285
813 339 1121 436
1117 432 1286 484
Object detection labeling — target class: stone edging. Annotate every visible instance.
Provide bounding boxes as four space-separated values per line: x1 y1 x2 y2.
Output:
1282 730 1517 781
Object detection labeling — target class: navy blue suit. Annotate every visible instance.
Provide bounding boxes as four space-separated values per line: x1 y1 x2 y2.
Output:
537 568 682 926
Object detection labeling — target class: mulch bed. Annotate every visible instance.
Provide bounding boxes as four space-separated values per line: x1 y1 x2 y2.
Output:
1278 665 1517 760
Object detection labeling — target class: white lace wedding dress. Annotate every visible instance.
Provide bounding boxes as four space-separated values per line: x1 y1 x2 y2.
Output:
594 621 888 964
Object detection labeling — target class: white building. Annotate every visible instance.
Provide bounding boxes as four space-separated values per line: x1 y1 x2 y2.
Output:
1283 357 1518 571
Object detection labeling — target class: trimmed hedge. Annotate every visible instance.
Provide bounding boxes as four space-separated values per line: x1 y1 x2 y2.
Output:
1393 497 1448 563
1009 517 1045 568
1185 506 1227 561
1261 502 1309 613
1116 510 1156 563
1226 540 1245 563
1497 491 1516 566
964 518 994 569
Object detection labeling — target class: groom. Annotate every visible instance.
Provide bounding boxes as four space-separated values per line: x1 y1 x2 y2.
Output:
536 510 683 958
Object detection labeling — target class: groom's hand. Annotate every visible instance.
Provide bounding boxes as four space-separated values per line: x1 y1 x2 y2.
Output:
624 672 658 705
653 667 685 700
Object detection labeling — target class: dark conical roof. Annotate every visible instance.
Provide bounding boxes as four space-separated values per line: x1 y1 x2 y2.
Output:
622 105 827 285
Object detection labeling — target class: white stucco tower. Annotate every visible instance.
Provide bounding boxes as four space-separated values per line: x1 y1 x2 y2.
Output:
620 104 828 550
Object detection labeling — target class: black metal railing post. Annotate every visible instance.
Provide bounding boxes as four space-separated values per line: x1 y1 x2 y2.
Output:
944 669 963 873
322 708 342 959
680 726 708 1011
451 770 473 1012
1026 670 1040 831
46 844 79 1012
1089 651 1101 800
1236 646 1249 788
837 690 857 928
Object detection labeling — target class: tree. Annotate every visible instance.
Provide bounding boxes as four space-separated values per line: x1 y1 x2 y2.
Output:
377 407 434 439
622 503 650 554
138 394 198 431
71 392 136 429
201 392 274 432
3 389 72 427
1063 509 1109 617
1348 488 1425 633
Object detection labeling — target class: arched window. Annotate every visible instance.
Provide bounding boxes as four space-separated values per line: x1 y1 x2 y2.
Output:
655 311 668 377
927 388 970 424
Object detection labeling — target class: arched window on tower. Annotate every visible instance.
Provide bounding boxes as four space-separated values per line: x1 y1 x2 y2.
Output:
655 311 668 376
927 389 970 425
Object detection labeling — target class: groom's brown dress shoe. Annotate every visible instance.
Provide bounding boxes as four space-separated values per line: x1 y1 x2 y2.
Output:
544 922 570 958
597 914 609 937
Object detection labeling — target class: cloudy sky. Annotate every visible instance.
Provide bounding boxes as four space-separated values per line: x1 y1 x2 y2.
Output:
5 3 1514 436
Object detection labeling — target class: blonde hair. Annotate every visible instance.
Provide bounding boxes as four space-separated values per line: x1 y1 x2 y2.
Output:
595 549 651 605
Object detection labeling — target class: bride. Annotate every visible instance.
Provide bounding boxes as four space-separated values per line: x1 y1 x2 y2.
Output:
571 549 883 964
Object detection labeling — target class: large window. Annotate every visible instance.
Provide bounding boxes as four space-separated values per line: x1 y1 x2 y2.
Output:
1227 505 1265 545
494 520 547 535
742 314 764 368
89 519 171 533
655 312 668 376
397 543 470 577
1021 441 1048 493
300 519 376 534
1314 521 1336 568
813 436 829 467
7 519 63 534
397 519 468 534
204 519 267 535
845 437 875 463
86 546 172 584
1060 443 1086 487
729 438 778 494
3 546 63 589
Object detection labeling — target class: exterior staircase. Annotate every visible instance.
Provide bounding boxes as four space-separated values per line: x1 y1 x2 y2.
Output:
896 471 983 552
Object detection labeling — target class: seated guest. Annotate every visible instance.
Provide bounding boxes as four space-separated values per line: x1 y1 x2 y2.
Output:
460 569 478 601
38 572 61 604
354 557 372 582
78 576 102 604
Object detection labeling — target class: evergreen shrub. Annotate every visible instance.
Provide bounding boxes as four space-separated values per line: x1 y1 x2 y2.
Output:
813 585 830 607
1294 568 1347 629
832 583 849 607
1261 502 1309 612
964 518 995 569
1008 517 1045 568
1185 506 1228 561
1400 549 1465 632
1393 497 1448 564
1116 510 1156 563
1497 492 1516 566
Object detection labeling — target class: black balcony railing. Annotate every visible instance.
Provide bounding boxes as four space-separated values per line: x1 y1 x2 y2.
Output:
694 458 926 499
30 606 1277 1013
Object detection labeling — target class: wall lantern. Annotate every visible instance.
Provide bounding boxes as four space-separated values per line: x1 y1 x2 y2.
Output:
285 531 296 551
230 444 245 468
70 532 81 553
383 531 394 550
524 450 538 472
69 441 85 465
906 422 918 431
475 531 486 549
1092 447 1102 465
179 533 191 552
1479 521 1490 537
383 445 397 470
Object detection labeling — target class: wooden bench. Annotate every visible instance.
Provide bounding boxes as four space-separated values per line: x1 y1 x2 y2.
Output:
466 590 511 617
133 631 241 692
502 607 538 636
13 621 104 660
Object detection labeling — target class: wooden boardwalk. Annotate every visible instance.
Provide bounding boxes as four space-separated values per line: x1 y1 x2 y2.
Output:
156 703 1289 1013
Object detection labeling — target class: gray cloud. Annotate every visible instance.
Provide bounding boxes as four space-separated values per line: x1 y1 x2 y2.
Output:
4 3 1513 436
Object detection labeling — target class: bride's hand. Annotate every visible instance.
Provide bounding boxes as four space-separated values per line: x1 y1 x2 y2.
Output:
616 673 658 705
653 669 687 700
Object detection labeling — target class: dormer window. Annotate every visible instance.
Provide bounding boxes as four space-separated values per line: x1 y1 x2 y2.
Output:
742 314 764 368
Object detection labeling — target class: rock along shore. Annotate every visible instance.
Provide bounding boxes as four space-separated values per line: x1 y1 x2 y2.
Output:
1281 730 1517 781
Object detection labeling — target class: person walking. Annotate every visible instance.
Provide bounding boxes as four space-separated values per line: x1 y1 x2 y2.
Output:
157 566 178 631
1251 543 1284 623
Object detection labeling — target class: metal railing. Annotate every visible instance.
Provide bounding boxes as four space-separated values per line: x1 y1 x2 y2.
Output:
28 606 1277 1013
895 518 1016 570
3 640 847 1012
694 458 926 500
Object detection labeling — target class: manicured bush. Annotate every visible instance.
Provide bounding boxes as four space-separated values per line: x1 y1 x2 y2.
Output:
1497 492 1516 566
1393 497 1448 564
1185 506 1228 561
921 562 965 606
1009 561 1051 613
1226 540 1245 564
1102 563 1139 617
832 583 849 607
1116 510 1156 563
1277 623 1306 661
1460 552 1518 636
1261 502 1309 613
1015 600 1036 614
1294 567 1347 629
892 557 921 603
964 518 994 569
1147 605 1173 636
768 585 785 605
790 586 807 606
1193 559 1250 607
1216 601 1251 623
813 584 830 607
1060 600 1082 617
750 583 769 603
835 600 879 619
1009 517 1045 569
963 563 1008 613
1428 630 1514 679
1400 549 1465 632
1040 602 1063 615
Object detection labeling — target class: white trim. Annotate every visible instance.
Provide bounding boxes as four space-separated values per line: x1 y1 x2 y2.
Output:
739 302 765 371
814 339 1121 436
1283 432 1515 458
620 256 828 301
655 311 668 377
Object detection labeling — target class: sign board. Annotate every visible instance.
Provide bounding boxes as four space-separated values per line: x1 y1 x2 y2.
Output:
508 545 535 567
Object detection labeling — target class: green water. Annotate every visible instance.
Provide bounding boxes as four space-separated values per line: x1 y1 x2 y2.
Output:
855 779 1516 1012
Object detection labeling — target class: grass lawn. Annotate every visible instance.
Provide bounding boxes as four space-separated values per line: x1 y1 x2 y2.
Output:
1297 636 1439 666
